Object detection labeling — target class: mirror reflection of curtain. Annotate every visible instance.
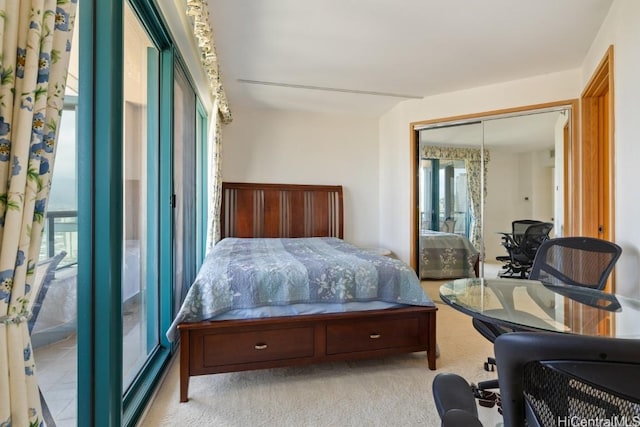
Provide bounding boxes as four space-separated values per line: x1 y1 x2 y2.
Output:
421 145 490 250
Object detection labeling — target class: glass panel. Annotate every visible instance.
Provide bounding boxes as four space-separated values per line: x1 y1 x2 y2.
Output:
421 159 471 234
483 110 569 265
437 159 468 235
33 19 79 427
416 107 571 279
40 105 78 266
122 4 159 390
33 102 79 427
417 122 484 275
173 65 197 315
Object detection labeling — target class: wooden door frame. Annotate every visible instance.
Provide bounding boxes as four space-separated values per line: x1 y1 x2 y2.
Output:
577 45 614 240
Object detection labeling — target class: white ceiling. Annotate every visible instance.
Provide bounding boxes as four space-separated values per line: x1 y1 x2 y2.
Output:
208 0 612 118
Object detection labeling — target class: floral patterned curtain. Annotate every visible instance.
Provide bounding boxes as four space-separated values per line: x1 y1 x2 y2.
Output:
0 1 77 425
187 0 232 250
206 106 223 248
420 145 490 251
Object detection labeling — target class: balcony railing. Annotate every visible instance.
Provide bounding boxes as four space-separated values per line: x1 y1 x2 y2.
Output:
41 210 78 267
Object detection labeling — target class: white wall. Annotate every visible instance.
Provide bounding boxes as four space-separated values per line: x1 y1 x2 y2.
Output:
379 70 581 263
529 150 554 224
581 0 640 298
221 107 380 248
484 150 522 261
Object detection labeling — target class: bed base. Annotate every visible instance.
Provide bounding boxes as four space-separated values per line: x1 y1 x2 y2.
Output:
178 305 437 402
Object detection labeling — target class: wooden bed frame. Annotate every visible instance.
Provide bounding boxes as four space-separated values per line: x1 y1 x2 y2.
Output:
178 182 437 402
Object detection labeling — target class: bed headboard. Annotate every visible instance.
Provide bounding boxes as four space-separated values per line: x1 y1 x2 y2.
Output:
221 182 344 239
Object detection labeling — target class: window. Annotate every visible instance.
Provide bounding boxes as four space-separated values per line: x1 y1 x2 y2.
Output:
33 98 80 426
420 159 470 236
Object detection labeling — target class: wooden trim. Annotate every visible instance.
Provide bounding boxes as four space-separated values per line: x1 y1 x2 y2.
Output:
411 99 577 128
579 46 615 306
563 122 570 233
579 45 614 240
409 126 419 270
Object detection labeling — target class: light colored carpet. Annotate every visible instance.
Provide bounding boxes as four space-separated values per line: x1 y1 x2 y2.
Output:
138 280 502 427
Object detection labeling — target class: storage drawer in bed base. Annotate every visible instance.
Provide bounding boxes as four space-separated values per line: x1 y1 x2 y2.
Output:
178 306 437 402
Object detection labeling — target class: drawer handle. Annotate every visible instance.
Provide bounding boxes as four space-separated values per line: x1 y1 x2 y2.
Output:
254 343 268 350
369 333 381 339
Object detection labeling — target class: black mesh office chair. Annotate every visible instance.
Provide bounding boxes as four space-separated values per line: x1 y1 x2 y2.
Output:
525 236 622 316
432 332 640 427
529 236 622 289
477 236 622 345
472 237 623 405
498 221 553 279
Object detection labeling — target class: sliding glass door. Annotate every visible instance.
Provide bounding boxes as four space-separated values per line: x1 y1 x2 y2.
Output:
421 159 470 236
122 4 160 391
79 0 210 424
172 65 197 315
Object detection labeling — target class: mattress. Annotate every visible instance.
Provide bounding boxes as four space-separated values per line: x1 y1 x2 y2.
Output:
167 237 434 340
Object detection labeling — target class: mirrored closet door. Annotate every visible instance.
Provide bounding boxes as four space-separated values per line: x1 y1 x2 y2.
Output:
412 103 574 278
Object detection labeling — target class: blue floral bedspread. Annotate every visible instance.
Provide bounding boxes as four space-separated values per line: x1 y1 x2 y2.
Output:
167 237 433 341
419 231 479 279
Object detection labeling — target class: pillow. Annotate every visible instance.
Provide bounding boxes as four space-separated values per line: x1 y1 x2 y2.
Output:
28 251 67 333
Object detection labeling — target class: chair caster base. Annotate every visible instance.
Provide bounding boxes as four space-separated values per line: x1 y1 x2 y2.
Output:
484 356 496 372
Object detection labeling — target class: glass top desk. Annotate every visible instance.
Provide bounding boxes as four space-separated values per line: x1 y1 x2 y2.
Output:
439 278 640 339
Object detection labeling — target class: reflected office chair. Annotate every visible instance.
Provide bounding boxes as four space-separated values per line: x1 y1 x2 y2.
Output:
497 221 553 279
495 219 542 264
432 332 640 427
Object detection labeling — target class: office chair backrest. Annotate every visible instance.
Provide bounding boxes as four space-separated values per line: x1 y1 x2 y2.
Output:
519 222 554 261
529 237 622 289
495 332 640 427
511 219 543 245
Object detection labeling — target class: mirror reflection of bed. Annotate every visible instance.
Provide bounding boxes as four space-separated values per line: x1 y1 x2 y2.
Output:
419 230 479 279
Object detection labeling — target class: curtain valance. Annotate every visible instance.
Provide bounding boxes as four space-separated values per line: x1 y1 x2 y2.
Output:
420 145 490 162
186 0 232 124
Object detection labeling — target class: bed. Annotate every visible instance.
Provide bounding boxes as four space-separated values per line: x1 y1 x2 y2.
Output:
171 182 437 402
419 230 479 279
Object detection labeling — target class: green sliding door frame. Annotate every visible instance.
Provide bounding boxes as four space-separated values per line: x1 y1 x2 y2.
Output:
78 1 175 425
195 101 208 268
78 0 124 425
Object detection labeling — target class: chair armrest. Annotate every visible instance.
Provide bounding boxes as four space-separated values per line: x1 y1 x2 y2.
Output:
432 373 478 418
